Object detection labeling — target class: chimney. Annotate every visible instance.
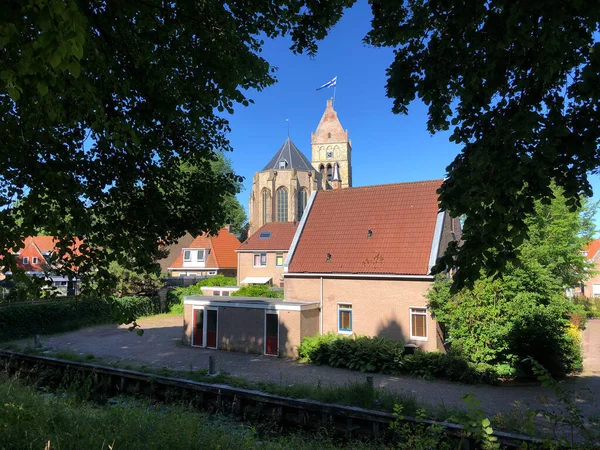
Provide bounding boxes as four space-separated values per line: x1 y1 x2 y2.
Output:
225 224 233 233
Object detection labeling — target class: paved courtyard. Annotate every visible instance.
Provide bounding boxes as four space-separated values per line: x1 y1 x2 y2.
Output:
5 316 600 420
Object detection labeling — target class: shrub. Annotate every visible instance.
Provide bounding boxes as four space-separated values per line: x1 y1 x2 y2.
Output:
572 296 600 319
298 334 500 384
166 275 239 313
231 284 283 298
0 296 160 342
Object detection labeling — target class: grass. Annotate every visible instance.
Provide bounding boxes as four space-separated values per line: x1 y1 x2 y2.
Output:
12 347 438 419
0 374 383 450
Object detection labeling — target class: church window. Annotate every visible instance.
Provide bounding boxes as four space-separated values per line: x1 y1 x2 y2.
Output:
261 189 270 226
297 188 308 220
326 164 333 181
276 187 288 222
319 164 324 179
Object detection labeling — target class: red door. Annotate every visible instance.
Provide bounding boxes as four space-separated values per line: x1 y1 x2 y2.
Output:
265 313 278 356
206 309 218 349
192 309 204 347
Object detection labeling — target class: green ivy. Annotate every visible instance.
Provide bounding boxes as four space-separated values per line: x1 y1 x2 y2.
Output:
231 284 283 299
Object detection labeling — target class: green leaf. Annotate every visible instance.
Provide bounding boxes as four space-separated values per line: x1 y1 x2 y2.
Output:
481 418 490 427
485 427 494 435
8 86 20 101
71 42 83 60
68 61 81 78
37 82 49 96
49 53 61 69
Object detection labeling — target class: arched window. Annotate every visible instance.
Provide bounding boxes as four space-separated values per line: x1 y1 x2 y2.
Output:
326 164 333 181
276 187 288 222
297 188 308 220
319 164 325 179
261 189 271 226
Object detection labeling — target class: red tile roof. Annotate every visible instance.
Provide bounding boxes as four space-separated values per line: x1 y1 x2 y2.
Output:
288 180 443 275
238 222 299 251
10 236 84 272
169 228 240 270
586 239 600 261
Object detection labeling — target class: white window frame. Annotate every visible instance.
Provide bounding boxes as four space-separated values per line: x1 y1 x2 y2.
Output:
22 257 29 265
253 253 267 268
409 307 428 341
32 257 38 264
275 253 284 267
183 250 191 262
264 310 280 356
197 249 205 262
337 303 353 335
593 284 600 298
192 306 219 349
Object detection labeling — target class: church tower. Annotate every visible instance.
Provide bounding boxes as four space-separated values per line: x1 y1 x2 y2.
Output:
248 138 321 236
311 99 352 190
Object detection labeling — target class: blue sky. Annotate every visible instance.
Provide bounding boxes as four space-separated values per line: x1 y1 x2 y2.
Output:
226 0 600 230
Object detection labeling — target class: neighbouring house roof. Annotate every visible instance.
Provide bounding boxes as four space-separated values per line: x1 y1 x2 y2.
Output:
585 239 600 261
262 138 313 172
8 236 84 273
237 222 298 252
157 233 195 274
168 228 240 270
287 180 444 276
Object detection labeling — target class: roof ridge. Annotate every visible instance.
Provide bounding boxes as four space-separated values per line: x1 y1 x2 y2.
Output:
317 179 444 193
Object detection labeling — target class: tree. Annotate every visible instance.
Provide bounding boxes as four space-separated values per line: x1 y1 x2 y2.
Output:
0 0 354 291
428 191 596 376
366 1 600 288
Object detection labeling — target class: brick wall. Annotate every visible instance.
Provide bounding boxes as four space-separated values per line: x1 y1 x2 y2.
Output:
583 262 600 298
183 304 193 345
218 307 264 354
284 276 439 352
238 251 287 286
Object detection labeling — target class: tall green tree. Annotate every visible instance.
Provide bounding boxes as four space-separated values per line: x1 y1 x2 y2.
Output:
428 191 596 376
366 1 600 289
0 0 353 291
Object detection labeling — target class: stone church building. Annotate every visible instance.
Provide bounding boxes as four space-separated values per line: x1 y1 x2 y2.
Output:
248 99 352 235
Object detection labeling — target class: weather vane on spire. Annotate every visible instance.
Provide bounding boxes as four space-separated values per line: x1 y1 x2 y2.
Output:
286 118 290 138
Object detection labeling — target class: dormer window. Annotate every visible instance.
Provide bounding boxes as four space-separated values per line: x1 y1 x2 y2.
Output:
183 250 191 262
22 257 29 265
278 159 288 169
197 250 205 261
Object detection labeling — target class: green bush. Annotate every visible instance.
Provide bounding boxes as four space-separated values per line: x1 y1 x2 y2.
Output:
166 275 239 313
0 296 161 342
231 284 283 298
298 334 499 384
572 295 600 319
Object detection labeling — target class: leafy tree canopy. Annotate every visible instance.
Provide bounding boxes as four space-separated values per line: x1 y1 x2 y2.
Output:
0 0 353 291
367 0 600 288
428 190 596 376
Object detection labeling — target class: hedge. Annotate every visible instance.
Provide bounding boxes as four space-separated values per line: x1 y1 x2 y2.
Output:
298 333 499 384
166 275 238 314
0 296 161 342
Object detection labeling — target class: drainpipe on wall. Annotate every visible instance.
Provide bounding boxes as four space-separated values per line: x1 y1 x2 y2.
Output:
320 276 323 335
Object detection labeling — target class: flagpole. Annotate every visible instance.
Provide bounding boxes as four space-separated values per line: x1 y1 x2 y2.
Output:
333 83 337 108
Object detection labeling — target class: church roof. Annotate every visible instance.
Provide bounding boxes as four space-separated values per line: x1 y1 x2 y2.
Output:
312 99 348 143
262 138 313 172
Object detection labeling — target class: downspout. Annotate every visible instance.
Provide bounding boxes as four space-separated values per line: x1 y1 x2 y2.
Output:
320 276 323 335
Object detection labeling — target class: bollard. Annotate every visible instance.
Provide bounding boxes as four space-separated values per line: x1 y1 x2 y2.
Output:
208 355 216 375
366 376 373 389
34 335 42 348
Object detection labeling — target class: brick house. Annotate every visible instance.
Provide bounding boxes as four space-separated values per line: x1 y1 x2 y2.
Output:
236 222 298 287
1 236 82 295
582 239 600 298
168 228 240 279
284 180 460 352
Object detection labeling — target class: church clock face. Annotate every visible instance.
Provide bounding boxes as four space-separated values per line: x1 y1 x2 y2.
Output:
326 151 333 159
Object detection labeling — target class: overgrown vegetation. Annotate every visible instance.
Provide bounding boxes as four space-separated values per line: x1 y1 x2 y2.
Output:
0 296 172 342
298 334 498 384
166 275 237 313
572 296 600 319
429 190 595 378
231 284 284 299
0 374 379 450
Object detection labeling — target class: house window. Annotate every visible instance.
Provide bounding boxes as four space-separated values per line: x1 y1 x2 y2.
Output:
213 291 221 296
22 257 29 265
410 307 428 340
262 189 270 226
338 304 352 333
276 187 288 222
276 253 284 267
593 284 600 298
297 188 307 220
32 257 38 264
253 253 267 267
197 250 205 261
222 291 230 297
326 164 333 181
183 250 191 262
